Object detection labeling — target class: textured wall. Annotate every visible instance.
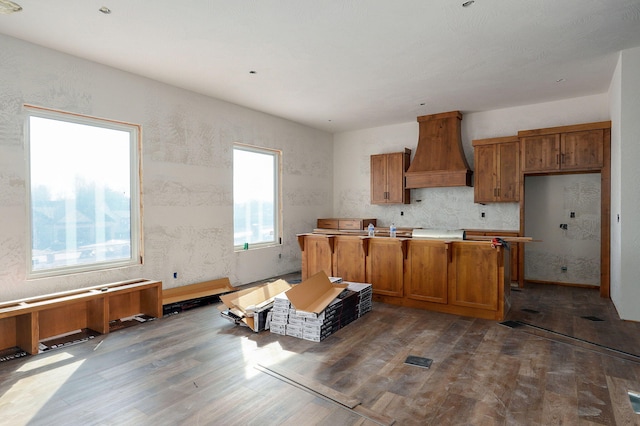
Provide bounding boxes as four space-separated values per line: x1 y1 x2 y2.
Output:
333 95 609 233
0 34 333 301
524 174 601 286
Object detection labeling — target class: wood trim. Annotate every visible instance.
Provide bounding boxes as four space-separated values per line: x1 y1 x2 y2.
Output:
518 121 612 137
472 135 519 146
417 110 462 122
525 279 600 290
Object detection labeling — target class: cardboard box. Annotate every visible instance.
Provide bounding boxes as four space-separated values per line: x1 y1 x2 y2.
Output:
219 279 293 332
285 271 347 318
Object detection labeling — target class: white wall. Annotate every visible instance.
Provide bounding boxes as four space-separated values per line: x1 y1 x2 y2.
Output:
610 46 640 321
333 94 609 232
609 53 623 311
0 34 333 301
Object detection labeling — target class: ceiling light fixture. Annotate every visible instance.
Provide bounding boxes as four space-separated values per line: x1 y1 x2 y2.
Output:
0 0 22 14
249 70 257 74
462 1 475 7
99 6 111 14
556 78 566 83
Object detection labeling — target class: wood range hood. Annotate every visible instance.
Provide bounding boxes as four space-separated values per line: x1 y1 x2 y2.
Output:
405 110 473 188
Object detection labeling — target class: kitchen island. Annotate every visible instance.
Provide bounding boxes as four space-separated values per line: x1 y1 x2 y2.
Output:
297 232 511 321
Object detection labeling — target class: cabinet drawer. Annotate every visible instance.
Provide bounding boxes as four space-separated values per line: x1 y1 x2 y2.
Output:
317 219 339 229
340 219 377 230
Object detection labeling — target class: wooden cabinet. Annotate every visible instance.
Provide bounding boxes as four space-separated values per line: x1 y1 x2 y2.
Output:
333 235 367 282
464 230 520 282
366 238 405 297
371 149 411 204
520 126 605 173
449 243 500 311
473 136 520 202
297 233 510 320
317 218 376 230
298 234 334 279
405 240 449 304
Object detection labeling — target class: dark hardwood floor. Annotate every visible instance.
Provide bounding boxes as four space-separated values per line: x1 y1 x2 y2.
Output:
1 279 640 425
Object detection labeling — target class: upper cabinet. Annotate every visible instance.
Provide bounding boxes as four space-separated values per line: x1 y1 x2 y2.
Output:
371 148 411 204
473 136 520 203
520 123 608 173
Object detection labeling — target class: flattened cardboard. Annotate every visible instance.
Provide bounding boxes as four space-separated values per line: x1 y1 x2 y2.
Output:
285 271 347 317
220 279 292 313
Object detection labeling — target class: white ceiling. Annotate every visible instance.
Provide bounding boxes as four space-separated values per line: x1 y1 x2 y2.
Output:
1 0 640 133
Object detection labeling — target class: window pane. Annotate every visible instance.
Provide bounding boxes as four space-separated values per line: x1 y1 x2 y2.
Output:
233 147 278 247
29 113 137 274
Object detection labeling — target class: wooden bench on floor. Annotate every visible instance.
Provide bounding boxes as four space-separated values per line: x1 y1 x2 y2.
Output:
0 278 162 355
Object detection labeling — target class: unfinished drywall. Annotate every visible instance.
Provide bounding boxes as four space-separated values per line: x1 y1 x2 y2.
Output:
332 95 610 232
524 174 601 286
0 34 333 301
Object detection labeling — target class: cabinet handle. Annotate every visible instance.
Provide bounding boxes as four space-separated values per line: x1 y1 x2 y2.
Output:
497 188 500 197
556 154 559 164
561 153 565 164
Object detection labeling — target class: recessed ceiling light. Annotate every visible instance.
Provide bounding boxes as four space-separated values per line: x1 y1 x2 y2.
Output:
462 1 475 7
249 70 257 74
556 78 566 83
420 103 426 106
0 0 22 14
99 6 111 14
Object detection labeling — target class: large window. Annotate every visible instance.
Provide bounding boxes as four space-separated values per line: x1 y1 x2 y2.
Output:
26 107 141 277
233 144 281 249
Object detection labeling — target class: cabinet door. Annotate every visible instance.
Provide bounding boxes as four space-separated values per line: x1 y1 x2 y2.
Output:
333 236 366 282
561 129 604 170
366 238 404 297
386 152 408 204
370 154 388 204
449 243 498 311
474 144 498 203
301 235 333 280
406 240 448 303
521 134 560 172
497 142 520 201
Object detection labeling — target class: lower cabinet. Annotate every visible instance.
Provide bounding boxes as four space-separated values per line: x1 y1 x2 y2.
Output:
333 235 367 283
297 233 511 320
405 240 448 304
464 230 520 283
366 238 405 298
298 234 334 279
449 243 499 311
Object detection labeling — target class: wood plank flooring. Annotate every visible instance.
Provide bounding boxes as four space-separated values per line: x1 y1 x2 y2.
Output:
1 280 639 425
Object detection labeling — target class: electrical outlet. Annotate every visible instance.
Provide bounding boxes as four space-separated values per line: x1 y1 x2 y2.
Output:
481 212 485 218
570 212 575 218
173 272 178 279
561 266 567 272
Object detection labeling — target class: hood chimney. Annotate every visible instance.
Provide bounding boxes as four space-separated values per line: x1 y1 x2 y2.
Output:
405 111 473 188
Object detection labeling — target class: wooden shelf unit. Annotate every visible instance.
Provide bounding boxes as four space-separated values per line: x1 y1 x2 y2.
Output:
0 278 162 355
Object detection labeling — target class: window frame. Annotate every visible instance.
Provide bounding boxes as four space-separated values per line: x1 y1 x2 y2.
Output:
25 105 142 278
233 143 282 251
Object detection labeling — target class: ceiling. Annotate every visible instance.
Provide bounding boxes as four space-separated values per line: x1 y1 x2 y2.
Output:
1 0 640 133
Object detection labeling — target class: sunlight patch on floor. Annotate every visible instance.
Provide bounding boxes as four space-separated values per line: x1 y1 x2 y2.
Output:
1 354 84 423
